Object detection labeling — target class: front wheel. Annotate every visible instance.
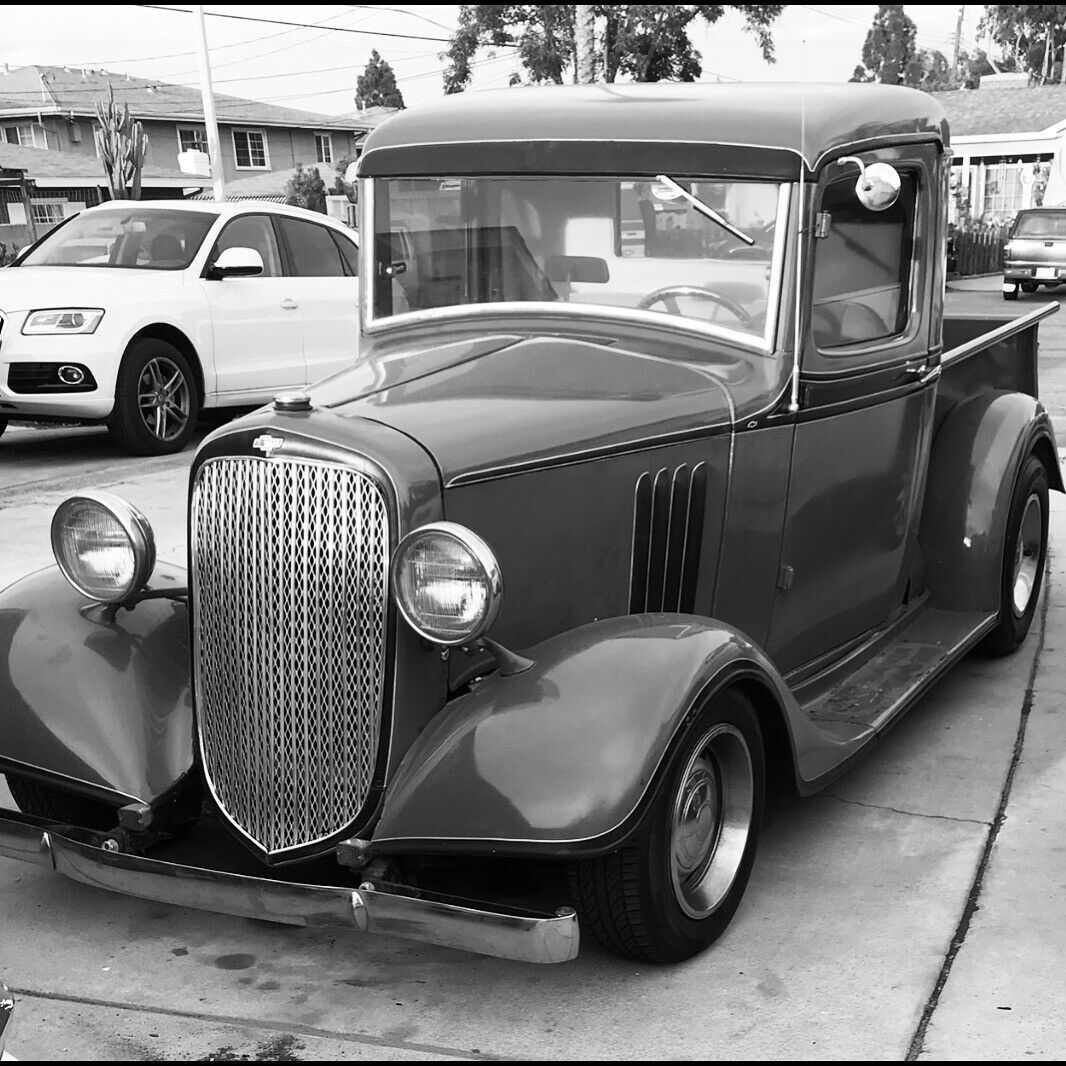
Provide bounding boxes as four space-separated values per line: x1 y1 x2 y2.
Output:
109 338 199 456
978 454 1049 657
568 688 764 963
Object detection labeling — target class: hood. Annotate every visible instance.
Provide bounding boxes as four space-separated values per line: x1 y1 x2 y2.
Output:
0 265 182 314
311 331 739 487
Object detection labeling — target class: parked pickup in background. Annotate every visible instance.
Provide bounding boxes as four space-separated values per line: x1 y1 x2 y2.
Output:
0 200 359 454
1003 207 1066 300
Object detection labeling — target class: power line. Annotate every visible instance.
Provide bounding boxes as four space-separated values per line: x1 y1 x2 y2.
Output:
137 4 453 43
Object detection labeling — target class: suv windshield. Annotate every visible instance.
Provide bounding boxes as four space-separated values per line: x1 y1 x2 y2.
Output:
20 208 218 270
371 176 788 347
1013 211 1066 238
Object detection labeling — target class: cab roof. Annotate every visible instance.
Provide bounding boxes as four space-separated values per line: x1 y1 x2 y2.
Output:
359 82 949 181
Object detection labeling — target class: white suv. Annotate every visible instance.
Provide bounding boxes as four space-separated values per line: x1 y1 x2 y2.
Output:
0 200 360 455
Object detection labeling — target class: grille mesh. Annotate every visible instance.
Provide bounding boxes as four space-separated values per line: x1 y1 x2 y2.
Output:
191 456 390 855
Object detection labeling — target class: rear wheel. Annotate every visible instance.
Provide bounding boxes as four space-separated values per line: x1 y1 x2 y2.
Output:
0 417 7 440
978 454 1049 657
1003 285 1019 301
1021 280 1039 294
568 689 764 963
6 773 119 831
109 338 199 456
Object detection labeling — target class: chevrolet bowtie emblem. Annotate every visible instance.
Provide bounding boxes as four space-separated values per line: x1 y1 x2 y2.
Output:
252 433 286 458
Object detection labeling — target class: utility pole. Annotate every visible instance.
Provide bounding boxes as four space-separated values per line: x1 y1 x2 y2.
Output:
576 5 596 84
194 4 226 202
952 5 964 76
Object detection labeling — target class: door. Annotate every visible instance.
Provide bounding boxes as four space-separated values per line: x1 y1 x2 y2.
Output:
275 216 360 384
768 147 940 675
200 213 304 399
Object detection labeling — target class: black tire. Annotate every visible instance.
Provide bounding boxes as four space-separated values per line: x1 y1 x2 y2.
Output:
0 417 7 440
1003 286 1019 301
568 688 764 963
1021 280 1039 294
109 338 199 456
6 773 119 831
977 454 1049 657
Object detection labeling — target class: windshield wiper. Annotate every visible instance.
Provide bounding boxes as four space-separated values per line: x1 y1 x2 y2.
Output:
655 175 755 247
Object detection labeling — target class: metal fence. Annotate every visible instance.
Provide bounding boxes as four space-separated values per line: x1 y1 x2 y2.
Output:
949 221 1010 278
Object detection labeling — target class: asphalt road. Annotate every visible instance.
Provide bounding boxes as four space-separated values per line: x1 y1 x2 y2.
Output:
1 278 1064 1060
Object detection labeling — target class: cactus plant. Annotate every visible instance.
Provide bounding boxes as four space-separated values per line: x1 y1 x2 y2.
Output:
93 84 149 200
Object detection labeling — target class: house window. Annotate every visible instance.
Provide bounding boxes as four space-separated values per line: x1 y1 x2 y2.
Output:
982 160 1032 221
178 125 209 154
3 123 43 148
232 128 268 169
31 201 67 226
315 132 333 165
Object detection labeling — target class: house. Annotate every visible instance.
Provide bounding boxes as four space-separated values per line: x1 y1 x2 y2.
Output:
0 64 371 211
0 140 211 249
934 79 1066 222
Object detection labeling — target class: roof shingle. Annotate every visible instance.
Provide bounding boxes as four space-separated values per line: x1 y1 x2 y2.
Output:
932 85 1066 137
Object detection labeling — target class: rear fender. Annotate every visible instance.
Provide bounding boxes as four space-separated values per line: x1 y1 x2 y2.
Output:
921 390 1061 613
371 614 868 857
0 564 192 805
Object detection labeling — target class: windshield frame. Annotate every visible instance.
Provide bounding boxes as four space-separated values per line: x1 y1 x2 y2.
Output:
361 177 792 354
18 206 219 271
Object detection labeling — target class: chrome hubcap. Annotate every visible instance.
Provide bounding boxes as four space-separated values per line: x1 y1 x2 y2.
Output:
1012 494 1043 616
137 356 190 442
670 723 754 919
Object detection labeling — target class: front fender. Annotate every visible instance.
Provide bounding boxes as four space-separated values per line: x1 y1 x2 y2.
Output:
0 564 192 805
371 614 864 857
921 390 1060 613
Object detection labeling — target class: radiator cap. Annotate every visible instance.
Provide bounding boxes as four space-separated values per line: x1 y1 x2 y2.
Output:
273 391 312 413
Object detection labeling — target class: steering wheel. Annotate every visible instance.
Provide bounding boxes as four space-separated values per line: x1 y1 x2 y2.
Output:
637 285 754 330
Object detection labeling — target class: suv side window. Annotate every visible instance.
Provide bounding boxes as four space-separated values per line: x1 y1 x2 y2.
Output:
210 214 282 277
812 170 917 350
277 217 345 277
331 230 359 276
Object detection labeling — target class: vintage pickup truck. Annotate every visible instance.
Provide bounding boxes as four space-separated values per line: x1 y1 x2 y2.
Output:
0 84 1060 965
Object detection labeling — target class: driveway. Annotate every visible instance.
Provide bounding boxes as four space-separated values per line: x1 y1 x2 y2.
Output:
1 279 1064 1059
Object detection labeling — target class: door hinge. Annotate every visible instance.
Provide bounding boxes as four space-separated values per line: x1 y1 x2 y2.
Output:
777 565 794 591
814 211 831 238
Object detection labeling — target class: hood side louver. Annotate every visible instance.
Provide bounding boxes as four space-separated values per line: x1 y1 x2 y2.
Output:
629 462 707 614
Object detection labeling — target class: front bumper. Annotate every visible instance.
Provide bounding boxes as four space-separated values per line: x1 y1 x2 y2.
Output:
0 810 579 964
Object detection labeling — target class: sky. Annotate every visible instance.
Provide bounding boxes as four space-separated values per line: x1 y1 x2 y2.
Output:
0 5 985 118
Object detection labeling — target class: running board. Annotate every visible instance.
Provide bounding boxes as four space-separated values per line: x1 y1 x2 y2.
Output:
802 608 997 731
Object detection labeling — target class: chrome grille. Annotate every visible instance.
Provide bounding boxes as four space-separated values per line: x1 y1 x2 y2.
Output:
191 456 390 856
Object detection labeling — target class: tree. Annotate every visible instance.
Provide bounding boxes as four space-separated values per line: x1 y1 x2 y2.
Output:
979 6 1066 83
849 5 917 85
904 48 956 91
443 5 784 93
356 50 405 110
94 84 149 200
285 164 327 214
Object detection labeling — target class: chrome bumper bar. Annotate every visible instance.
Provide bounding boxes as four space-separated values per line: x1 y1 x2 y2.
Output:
0 811 578 964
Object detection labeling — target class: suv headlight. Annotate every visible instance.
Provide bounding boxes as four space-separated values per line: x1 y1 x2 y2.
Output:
51 492 156 603
22 308 104 335
392 522 502 646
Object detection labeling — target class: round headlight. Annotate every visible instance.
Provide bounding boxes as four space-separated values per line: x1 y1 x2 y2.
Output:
392 522 502 646
50 492 156 604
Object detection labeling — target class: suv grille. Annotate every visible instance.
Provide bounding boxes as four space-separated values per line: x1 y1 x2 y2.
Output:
191 455 390 857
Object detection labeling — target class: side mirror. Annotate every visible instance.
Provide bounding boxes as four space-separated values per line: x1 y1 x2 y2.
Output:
209 246 263 279
838 156 901 212
344 161 360 185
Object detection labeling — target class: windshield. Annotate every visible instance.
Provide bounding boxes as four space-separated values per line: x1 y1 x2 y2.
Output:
1013 211 1066 238
370 176 788 347
20 208 218 270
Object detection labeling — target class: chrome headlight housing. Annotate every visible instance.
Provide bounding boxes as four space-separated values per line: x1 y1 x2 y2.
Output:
22 308 104 335
50 492 156 603
392 522 502 646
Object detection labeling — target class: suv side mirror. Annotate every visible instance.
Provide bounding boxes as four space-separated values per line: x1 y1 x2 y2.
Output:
838 157 901 213
209 246 263 279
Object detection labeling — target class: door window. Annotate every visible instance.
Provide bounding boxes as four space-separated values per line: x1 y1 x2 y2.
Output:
812 170 917 350
330 230 359 276
210 215 282 277
278 217 345 277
